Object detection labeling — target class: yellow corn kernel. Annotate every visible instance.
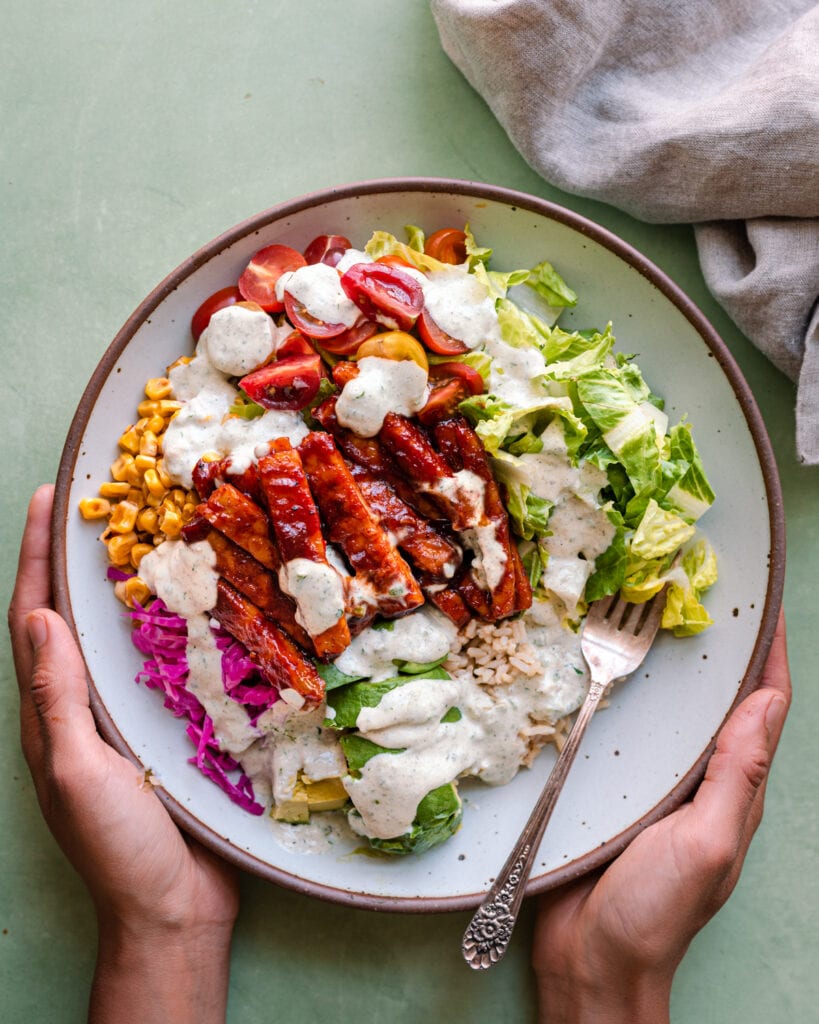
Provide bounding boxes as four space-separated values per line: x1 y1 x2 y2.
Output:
146 413 165 435
99 481 131 499
139 430 159 457
155 458 173 489
170 487 187 507
126 487 143 504
134 453 156 474
144 492 164 508
129 543 154 569
135 416 151 434
145 377 172 401
158 399 182 417
159 507 182 538
78 497 112 520
108 500 139 534
107 531 138 565
137 399 160 417
136 507 159 534
126 462 144 487
182 500 198 521
119 426 140 454
113 576 152 608
143 468 166 498
110 453 135 482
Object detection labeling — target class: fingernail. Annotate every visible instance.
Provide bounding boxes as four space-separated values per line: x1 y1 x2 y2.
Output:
765 694 787 739
26 612 48 651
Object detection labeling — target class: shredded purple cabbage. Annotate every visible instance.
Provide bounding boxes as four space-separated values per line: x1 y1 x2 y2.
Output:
129 599 267 815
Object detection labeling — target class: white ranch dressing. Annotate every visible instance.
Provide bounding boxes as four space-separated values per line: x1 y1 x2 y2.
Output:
164 344 308 488
275 262 361 327
344 605 589 840
137 539 261 756
333 606 456 681
278 558 346 637
335 356 428 437
199 304 278 376
420 267 498 350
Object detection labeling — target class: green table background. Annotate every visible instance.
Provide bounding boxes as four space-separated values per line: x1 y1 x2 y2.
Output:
2 3 816 1021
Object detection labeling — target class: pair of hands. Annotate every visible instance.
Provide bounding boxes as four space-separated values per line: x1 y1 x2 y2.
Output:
9 485 791 1024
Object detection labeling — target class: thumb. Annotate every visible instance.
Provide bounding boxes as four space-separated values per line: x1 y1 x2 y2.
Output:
692 686 787 861
23 609 100 774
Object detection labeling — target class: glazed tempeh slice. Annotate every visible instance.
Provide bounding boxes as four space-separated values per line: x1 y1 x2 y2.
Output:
298 431 424 618
348 465 462 580
258 441 351 659
433 416 532 620
312 397 443 521
213 580 324 702
192 456 265 505
197 483 280 571
205 529 313 651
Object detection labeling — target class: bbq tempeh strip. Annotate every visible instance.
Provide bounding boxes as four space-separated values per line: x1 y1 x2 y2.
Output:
213 580 324 702
433 415 532 620
193 456 265 505
258 441 351 659
298 431 424 618
197 483 280 571
348 465 462 579
421 580 473 628
378 412 481 529
205 530 313 651
312 397 444 521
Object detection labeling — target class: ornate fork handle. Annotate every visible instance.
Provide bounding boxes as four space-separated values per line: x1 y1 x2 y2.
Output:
462 676 609 970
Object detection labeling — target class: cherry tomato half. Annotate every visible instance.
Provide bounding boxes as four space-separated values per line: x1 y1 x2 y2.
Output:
416 308 470 356
239 353 322 410
283 291 348 340
428 361 484 396
424 228 467 265
238 244 307 313
417 380 472 425
303 234 352 267
316 317 378 355
276 330 316 359
340 263 424 331
375 255 417 270
191 286 242 341
354 331 429 371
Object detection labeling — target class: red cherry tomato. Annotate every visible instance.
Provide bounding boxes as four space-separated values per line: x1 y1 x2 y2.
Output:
417 380 471 425
191 286 242 341
238 244 307 313
303 234 352 267
424 228 467 265
316 318 378 355
375 255 417 270
283 291 348 340
340 263 424 331
239 353 322 410
429 361 485 396
276 330 316 359
416 308 470 356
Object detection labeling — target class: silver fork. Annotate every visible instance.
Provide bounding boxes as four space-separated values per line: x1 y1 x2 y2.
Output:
461 588 668 970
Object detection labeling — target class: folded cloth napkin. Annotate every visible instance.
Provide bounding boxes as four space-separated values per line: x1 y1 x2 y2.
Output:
430 0 819 463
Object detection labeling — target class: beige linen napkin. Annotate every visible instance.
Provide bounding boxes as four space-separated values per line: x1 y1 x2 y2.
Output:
430 0 819 463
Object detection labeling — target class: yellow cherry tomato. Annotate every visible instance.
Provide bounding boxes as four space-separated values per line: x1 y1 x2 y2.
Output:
353 331 429 371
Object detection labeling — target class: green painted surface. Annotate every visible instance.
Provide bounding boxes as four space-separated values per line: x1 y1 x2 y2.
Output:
1 3 816 1021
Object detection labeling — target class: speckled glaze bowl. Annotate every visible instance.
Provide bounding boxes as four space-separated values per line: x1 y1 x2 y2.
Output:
52 179 784 911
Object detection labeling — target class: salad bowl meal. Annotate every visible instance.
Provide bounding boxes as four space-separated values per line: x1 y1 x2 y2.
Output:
53 179 783 911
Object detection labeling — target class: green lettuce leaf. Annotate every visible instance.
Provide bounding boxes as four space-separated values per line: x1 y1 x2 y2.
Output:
526 260 578 308
363 782 463 856
585 507 627 601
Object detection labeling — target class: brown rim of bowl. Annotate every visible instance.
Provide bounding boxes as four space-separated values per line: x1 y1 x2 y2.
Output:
51 176 785 914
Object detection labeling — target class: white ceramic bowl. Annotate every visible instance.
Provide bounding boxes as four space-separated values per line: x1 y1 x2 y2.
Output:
53 179 784 911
